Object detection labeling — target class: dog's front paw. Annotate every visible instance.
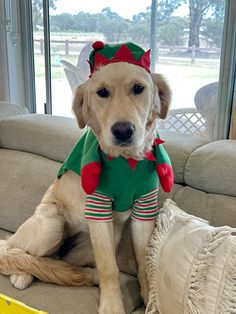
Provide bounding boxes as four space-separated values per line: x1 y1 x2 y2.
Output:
99 304 125 314
99 298 125 314
10 273 34 290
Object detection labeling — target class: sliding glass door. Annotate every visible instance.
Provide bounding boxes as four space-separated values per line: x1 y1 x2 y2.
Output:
31 0 235 140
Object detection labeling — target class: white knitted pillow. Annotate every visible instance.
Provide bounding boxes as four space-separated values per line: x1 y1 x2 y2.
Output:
146 199 236 314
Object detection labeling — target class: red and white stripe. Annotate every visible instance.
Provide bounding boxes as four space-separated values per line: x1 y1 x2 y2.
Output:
84 192 113 222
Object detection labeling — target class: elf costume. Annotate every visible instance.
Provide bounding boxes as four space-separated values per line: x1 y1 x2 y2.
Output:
58 41 174 222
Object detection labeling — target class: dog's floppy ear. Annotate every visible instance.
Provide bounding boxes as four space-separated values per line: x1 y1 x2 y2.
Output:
72 80 89 128
151 73 172 119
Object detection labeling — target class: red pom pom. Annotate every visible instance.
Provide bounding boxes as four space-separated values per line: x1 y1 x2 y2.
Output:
81 162 101 194
92 41 104 50
156 164 174 193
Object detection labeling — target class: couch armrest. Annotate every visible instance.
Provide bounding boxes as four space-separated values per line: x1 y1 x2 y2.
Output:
0 101 29 119
0 114 85 163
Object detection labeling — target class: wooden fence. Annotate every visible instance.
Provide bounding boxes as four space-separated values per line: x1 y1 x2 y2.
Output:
34 39 221 64
34 39 90 56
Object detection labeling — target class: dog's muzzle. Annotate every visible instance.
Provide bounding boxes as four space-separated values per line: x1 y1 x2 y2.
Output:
111 121 135 146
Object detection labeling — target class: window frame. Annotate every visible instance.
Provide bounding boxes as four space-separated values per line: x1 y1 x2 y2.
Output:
0 0 36 112
215 0 236 140
42 0 52 114
20 0 36 113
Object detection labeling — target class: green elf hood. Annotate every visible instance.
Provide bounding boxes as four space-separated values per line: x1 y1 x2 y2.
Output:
88 41 151 76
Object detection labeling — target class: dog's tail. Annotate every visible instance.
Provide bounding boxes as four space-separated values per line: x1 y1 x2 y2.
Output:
0 241 92 286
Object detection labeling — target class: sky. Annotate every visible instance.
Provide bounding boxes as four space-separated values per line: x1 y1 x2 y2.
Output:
52 0 188 19
52 0 151 19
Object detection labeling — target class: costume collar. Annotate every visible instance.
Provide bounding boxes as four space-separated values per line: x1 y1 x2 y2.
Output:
106 136 165 170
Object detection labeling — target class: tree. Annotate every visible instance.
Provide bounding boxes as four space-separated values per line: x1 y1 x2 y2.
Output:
131 8 151 46
157 0 183 21
187 0 225 47
101 7 121 20
131 2 184 46
32 0 57 31
132 1 182 24
73 12 98 33
50 13 75 32
128 23 151 46
97 8 130 42
158 17 188 46
202 18 224 48
132 8 151 24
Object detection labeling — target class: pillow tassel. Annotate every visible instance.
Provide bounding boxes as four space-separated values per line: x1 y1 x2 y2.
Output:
218 249 236 313
184 228 233 314
145 207 175 314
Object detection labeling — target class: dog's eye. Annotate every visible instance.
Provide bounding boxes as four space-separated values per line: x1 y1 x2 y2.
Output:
133 84 144 95
97 88 109 98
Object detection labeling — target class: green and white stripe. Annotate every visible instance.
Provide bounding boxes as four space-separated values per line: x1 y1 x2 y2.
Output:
85 188 159 222
131 188 159 221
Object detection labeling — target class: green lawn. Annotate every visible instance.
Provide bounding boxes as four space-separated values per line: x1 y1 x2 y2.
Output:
157 60 219 81
34 53 220 83
34 55 78 79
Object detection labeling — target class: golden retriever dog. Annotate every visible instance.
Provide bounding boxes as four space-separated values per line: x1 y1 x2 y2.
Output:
0 58 172 313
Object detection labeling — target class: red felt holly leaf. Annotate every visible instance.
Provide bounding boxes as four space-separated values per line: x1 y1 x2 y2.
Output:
140 49 151 70
107 154 114 161
153 138 165 146
145 151 156 161
93 52 110 72
113 44 135 63
127 158 138 170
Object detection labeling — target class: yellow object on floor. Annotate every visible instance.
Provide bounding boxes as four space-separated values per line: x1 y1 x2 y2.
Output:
0 293 48 314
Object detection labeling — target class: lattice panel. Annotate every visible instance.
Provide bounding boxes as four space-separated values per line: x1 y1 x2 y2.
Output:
157 108 208 138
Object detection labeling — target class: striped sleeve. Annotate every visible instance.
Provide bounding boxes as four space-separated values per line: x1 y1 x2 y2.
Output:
84 192 113 222
131 188 159 221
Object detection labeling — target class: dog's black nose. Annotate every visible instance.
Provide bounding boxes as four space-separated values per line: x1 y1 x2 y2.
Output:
111 122 135 143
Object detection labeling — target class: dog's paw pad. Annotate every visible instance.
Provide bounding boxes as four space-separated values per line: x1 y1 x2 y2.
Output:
10 273 34 290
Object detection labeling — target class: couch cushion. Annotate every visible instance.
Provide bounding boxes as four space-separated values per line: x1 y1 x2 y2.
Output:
0 272 141 314
158 183 183 207
173 186 236 227
185 140 236 197
0 228 11 240
0 149 60 233
0 230 142 314
0 115 209 177
0 101 29 119
160 131 209 184
0 114 84 163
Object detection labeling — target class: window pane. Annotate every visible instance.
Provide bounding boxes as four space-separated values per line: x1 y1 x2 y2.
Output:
32 0 46 114
32 0 226 140
155 1 225 139
49 0 151 117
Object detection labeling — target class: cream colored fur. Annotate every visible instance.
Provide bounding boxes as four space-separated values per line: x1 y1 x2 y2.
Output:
0 62 171 314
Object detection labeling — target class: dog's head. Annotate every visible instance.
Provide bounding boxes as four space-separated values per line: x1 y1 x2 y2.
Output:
73 62 171 158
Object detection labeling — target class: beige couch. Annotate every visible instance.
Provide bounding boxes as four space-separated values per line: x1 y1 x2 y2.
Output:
0 109 236 314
